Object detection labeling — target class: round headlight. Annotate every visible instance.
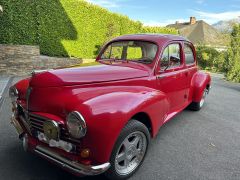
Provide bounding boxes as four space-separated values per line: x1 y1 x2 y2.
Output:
67 111 87 139
9 86 18 103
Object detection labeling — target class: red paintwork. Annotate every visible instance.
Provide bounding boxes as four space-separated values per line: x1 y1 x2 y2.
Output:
13 34 211 166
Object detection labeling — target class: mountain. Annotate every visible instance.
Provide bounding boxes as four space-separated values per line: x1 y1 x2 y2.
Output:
212 18 240 33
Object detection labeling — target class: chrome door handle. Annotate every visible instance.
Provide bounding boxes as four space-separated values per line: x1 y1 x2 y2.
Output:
156 75 165 79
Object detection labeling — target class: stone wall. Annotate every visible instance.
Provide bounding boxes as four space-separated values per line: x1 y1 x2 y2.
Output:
0 44 83 76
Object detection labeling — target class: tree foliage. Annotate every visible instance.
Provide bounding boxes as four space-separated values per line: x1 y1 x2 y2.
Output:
196 45 227 72
196 24 240 83
0 0 178 58
225 24 240 82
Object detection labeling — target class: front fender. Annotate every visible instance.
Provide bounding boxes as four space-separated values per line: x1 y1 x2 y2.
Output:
191 71 211 102
14 78 30 100
67 86 168 164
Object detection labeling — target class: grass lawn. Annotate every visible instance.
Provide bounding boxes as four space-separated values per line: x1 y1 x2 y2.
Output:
79 61 100 67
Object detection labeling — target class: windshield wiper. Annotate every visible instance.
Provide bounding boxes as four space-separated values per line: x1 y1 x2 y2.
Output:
131 59 153 64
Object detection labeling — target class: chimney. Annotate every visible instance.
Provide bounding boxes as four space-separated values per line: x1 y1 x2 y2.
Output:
190 17 196 25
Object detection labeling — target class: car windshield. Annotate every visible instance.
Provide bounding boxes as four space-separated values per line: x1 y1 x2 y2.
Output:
100 41 158 64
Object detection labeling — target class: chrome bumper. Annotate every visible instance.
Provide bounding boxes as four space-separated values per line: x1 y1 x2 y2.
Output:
10 114 24 136
11 114 110 176
34 145 110 176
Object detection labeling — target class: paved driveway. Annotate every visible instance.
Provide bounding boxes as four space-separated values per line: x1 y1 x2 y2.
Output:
0 75 239 180
0 76 11 105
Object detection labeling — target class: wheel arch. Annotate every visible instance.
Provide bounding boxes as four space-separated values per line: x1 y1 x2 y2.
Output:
131 112 153 137
77 88 167 164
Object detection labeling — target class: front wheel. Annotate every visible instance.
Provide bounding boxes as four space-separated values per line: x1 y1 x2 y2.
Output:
105 120 150 180
189 88 208 111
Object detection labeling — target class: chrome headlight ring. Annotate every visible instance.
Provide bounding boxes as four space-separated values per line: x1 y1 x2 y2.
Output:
66 111 87 139
9 86 18 101
9 86 19 109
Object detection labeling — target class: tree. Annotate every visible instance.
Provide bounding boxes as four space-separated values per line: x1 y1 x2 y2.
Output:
226 24 240 82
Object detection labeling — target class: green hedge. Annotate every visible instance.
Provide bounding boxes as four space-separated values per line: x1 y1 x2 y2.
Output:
0 0 178 58
196 24 240 83
196 45 227 72
0 0 38 45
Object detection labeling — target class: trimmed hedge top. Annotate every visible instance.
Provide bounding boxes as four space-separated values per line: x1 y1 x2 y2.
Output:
0 0 178 58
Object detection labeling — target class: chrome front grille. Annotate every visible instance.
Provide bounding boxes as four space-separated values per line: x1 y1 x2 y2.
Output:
28 113 81 144
29 114 44 132
17 105 81 153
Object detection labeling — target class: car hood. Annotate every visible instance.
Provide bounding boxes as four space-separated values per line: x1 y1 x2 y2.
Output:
30 64 149 88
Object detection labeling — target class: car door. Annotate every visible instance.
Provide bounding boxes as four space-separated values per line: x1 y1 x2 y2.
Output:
156 42 188 114
183 42 198 102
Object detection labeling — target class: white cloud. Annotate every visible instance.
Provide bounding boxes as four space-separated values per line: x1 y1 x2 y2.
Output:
192 10 240 24
196 0 205 4
143 19 189 27
86 0 120 8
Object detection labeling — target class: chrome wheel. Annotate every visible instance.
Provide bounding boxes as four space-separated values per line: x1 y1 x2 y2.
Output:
115 131 147 176
200 88 208 107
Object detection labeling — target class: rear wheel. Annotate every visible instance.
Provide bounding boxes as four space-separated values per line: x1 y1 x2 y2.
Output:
105 120 150 180
189 88 208 111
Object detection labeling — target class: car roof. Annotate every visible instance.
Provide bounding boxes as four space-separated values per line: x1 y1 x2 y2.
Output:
111 33 190 45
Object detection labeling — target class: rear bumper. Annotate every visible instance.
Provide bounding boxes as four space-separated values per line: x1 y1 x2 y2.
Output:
34 145 110 176
11 114 111 176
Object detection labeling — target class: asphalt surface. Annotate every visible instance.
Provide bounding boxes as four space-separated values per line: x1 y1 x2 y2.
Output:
0 76 11 106
0 75 240 180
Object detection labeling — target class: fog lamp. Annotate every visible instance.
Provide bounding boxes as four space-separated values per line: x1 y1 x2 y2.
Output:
80 148 90 158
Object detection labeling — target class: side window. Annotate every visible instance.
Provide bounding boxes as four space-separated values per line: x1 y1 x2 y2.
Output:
160 44 181 70
184 44 195 64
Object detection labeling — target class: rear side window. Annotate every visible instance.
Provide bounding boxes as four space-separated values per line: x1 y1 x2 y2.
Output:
184 44 195 64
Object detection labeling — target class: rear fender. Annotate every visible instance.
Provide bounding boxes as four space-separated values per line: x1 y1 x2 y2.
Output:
191 71 211 102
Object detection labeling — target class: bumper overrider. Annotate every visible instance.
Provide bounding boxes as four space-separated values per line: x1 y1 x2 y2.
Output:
10 113 110 176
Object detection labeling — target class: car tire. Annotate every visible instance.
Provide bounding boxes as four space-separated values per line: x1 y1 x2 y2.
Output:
189 88 208 111
105 120 150 180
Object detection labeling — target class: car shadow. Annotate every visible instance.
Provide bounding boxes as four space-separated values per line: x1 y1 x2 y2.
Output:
4 142 107 180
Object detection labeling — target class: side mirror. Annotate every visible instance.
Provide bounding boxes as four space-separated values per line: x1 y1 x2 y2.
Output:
160 56 181 72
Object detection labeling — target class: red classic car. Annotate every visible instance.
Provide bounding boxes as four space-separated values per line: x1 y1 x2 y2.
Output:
9 34 211 180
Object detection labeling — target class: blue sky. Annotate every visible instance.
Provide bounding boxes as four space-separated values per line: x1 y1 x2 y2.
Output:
86 0 240 26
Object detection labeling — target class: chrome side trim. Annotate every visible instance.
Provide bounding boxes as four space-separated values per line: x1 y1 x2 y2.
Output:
34 145 110 176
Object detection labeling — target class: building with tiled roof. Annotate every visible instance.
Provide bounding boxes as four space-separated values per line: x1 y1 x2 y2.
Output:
167 17 227 46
